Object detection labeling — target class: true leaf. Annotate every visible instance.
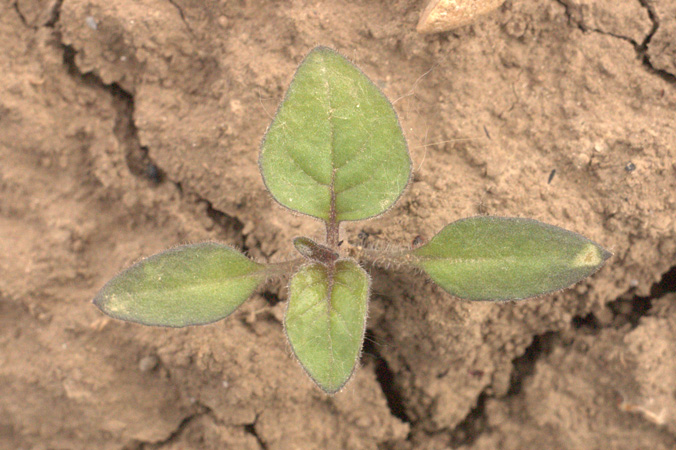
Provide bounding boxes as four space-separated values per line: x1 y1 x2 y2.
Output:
259 46 411 222
284 259 370 393
94 243 267 327
411 216 611 301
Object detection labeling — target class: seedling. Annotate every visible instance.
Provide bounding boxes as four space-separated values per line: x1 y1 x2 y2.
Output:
94 47 610 393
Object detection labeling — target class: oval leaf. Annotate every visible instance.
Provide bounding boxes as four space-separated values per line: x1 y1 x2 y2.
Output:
284 259 370 393
260 46 411 222
411 217 611 301
94 243 267 327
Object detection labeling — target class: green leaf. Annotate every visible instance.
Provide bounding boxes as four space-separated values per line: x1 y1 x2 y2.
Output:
284 259 370 393
93 243 267 327
411 217 611 301
260 46 411 222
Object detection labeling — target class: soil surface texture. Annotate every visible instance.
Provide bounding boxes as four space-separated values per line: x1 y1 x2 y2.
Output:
2 0 676 449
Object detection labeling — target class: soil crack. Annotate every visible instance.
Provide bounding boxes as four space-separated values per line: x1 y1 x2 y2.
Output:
443 264 676 446
448 391 488 447
59 41 248 244
167 0 196 38
553 0 676 84
555 0 641 47
60 45 164 184
244 414 269 450
637 0 676 83
505 332 557 396
574 265 676 332
12 0 61 29
139 410 205 449
637 0 659 50
443 333 557 448
363 329 412 428
44 0 62 27
12 1 29 27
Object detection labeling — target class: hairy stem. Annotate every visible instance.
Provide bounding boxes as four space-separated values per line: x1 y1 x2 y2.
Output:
326 220 340 250
348 243 418 271
264 258 305 277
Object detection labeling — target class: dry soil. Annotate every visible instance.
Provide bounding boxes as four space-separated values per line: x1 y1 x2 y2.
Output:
1 0 676 449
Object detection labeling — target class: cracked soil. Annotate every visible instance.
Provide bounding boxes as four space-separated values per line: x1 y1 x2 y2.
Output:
1 0 676 449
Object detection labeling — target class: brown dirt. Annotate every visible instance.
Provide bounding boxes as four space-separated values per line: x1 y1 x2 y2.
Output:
1 0 676 449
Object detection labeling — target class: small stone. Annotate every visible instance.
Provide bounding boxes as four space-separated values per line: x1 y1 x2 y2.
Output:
575 152 591 167
139 355 159 372
594 306 614 326
85 16 98 31
504 15 527 38
229 99 243 115
417 0 505 34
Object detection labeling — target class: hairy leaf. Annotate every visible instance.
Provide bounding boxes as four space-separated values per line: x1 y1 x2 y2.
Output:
285 259 370 393
260 46 411 222
293 236 339 264
94 243 266 327
412 217 611 301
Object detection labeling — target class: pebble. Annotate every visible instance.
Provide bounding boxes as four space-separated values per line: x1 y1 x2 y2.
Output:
139 355 159 372
85 16 98 31
417 0 505 34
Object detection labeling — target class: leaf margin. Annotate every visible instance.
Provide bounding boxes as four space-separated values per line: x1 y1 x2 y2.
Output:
410 215 612 301
258 45 412 224
283 257 371 394
93 242 268 328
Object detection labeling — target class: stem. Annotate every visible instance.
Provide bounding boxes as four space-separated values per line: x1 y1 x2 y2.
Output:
326 220 340 250
264 258 305 277
348 243 419 271
326 158 340 250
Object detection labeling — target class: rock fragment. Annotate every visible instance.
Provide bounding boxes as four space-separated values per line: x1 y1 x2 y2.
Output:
417 0 505 34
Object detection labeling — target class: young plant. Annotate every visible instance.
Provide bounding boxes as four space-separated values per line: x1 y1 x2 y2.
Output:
94 47 611 394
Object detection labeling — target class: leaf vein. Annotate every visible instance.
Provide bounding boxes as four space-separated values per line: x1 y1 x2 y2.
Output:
282 146 329 187
333 130 375 171
332 279 362 297
288 280 327 321
334 175 373 195
289 296 323 322
330 307 357 342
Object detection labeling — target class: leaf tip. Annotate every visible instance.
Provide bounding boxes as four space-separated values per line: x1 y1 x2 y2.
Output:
602 248 613 262
572 242 612 269
92 289 134 323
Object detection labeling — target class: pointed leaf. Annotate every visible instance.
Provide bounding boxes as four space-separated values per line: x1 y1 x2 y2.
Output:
260 46 411 222
94 243 267 327
411 217 611 301
293 236 339 264
284 259 370 393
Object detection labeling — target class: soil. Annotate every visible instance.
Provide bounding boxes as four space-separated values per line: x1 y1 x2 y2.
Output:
1 0 676 449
